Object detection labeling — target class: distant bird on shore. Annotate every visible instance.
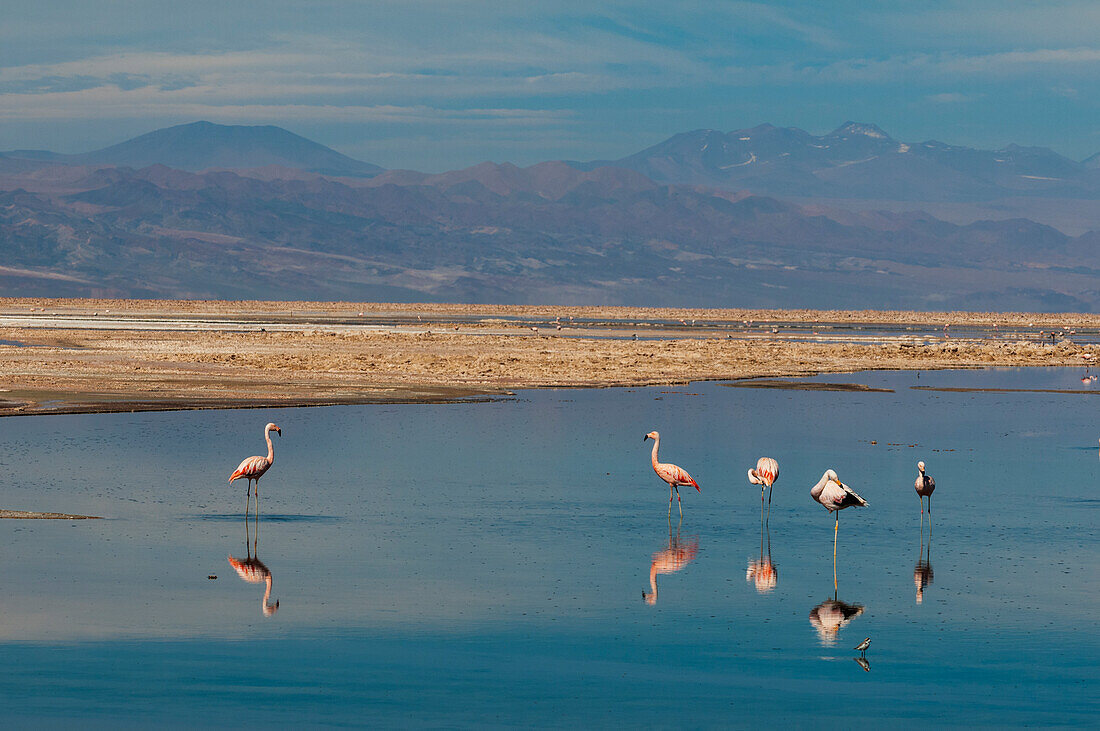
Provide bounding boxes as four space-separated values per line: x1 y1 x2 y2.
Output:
915 460 935 519
748 457 779 516
854 637 871 655
644 431 699 519
229 422 282 499
810 469 868 589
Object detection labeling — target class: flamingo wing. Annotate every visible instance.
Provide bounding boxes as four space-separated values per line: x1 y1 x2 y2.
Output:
657 462 699 491
229 455 271 483
820 479 867 510
755 457 779 487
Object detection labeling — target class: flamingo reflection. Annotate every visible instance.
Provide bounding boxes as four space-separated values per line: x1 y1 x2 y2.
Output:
227 493 280 617
808 596 864 646
914 523 934 604
746 512 777 594
642 520 699 605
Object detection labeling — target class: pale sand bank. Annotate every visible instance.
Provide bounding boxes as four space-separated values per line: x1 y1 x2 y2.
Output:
0 299 1096 416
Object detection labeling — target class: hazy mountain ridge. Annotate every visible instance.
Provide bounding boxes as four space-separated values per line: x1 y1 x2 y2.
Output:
1 122 385 178
2 157 1098 310
585 121 1100 202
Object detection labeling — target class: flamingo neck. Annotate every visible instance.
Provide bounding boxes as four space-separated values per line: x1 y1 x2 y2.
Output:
262 575 278 615
265 428 275 464
648 563 658 599
650 435 660 469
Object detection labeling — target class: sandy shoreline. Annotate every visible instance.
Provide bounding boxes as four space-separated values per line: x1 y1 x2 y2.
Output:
1 298 1097 416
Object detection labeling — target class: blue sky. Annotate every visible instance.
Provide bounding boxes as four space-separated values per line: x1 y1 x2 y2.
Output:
2 0 1099 171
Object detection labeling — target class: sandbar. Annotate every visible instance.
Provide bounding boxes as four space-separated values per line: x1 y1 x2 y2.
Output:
0 298 1096 416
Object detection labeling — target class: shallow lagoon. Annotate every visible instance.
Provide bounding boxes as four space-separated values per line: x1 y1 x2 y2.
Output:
0 367 1095 726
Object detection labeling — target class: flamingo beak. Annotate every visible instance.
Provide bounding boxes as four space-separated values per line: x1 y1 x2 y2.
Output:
643 435 649 441
275 427 282 436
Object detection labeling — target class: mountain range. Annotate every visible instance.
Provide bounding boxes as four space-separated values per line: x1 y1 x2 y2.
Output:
1 121 1099 310
582 121 1100 203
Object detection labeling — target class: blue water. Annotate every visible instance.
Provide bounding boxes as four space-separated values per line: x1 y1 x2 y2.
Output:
0 367 1096 727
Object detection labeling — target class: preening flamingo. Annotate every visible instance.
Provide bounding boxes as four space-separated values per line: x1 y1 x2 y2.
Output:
810 469 868 590
229 422 282 501
914 460 935 522
642 524 699 605
748 456 779 521
644 431 699 519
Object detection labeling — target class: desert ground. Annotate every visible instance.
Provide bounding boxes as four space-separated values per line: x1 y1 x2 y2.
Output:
0 298 1096 417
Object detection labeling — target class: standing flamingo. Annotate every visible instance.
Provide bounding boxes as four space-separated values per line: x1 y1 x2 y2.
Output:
229 422 282 503
915 460 935 525
644 431 699 519
810 469 868 590
748 457 779 521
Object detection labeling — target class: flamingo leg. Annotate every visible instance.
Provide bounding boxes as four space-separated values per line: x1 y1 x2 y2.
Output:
674 485 682 519
766 485 773 524
833 512 839 593
668 486 673 519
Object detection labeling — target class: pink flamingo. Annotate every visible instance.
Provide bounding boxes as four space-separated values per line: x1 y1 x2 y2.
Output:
644 431 699 519
229 422 282 500
810 469 868 590
914 460 935 524
748 456 779 521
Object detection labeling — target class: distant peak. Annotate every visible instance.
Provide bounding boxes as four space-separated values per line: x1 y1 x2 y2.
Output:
828 121 893 140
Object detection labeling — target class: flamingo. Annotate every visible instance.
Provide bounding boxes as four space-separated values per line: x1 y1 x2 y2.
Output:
229 422 282 502
810 469 868 590
644 431 699 519
748 457 779 521
915 460 935 522
642 523 699 605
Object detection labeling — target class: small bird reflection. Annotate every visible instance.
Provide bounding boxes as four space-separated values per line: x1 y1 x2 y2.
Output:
227 493 280 617
642 520 699 605
746 512 777 594
808 596 864 646
854 656 871 672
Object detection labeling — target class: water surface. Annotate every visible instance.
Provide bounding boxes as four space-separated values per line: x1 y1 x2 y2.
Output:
0 367 1095 726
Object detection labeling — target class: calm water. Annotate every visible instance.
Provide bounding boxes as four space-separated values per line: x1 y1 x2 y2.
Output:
0 368 1096 727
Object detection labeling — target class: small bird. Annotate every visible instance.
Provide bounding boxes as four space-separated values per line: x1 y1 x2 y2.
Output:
810 469 868 589
644 431 699 519
229 422 282 501
915 460 936 518
854 637 871 656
